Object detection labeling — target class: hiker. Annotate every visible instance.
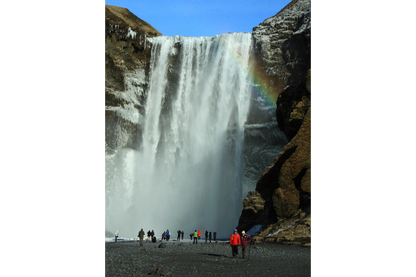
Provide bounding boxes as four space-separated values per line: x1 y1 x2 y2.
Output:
198 230 201 240
193 230 198 244
209 231 212 243
190 233 193 240
162 231 166 240
230 229 241 258
152 235 157 243
166 229 170 241
181 230 184 240
240 230 251 259
177 230 181 241
115 230 119 242
138 228 145 246
147 230 151 241
151 230 155 238
205 230 208 243
214 231 217 241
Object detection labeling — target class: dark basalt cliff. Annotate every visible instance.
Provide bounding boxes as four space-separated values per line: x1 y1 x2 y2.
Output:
237 0 311 245
276 69 311 141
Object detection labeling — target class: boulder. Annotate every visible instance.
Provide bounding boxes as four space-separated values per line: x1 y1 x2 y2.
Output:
252 211 311 244
150 266 165 276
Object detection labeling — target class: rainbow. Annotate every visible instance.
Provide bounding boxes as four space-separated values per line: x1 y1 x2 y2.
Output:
220 35 279 109
247 66 278 108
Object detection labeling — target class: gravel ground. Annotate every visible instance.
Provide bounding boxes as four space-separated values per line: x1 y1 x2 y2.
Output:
105 239 310 276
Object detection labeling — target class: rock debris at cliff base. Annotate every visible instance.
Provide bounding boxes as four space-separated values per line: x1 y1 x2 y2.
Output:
105 240 310 276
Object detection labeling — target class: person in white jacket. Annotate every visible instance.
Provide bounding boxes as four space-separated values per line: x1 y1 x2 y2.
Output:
115 230 119 242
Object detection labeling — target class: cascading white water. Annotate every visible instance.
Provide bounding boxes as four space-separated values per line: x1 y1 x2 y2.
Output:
106 33 255 238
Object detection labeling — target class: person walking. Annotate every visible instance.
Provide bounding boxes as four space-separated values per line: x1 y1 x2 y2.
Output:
229 229 241 258
166 229 170 241
177 230 181 241
115 230 119 242
205 230 208 243
198 230 201 241
181 230 184 240
138 228 145 246
193 230 198 244
240 230 251 259
214 231 217 241
209 231 212 243
147 230 151 242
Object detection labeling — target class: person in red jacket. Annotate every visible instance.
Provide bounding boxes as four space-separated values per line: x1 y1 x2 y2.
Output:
197 230 201 240
240 230 251 259
229 229 241 258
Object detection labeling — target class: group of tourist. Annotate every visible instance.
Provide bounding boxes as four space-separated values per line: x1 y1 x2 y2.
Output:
132 229 218 244
131 229 218 245
161 229 170 241
229 229 252 259
190 230 218 244
115 228 252 258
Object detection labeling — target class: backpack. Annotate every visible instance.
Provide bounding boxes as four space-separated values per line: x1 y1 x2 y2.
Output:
231 233 240 243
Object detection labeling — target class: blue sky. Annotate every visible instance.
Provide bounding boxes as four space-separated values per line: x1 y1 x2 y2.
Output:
105 0 291 37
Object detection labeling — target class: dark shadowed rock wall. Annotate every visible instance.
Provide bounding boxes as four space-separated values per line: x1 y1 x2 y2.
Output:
237 0 311 245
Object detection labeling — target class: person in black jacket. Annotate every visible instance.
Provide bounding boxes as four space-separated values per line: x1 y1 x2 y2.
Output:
209 231 212 243
138 228 145 247
214 231 217 241
181 230 184 240
177 230 181 241
205 230 208 243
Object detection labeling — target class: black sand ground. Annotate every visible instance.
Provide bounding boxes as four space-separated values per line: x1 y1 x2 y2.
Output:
105 239 310 276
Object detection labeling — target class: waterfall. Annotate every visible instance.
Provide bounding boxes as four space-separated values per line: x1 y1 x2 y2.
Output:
105 33 281 238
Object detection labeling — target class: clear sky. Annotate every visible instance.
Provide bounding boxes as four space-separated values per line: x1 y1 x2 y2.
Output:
105 0 291 37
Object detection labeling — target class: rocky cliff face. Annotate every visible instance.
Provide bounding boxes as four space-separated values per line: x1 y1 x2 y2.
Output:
237 0 311 245
238 104 310 228
250 0 311 103
276 69 311 141
105 5 162 155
